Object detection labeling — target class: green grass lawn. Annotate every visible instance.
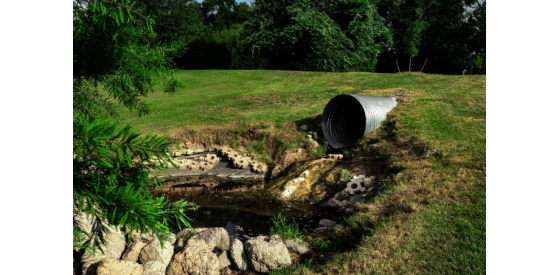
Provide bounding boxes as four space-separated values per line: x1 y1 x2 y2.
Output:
113 70 486 274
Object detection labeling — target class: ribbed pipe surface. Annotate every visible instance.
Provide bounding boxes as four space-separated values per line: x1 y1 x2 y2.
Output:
322 94 397 149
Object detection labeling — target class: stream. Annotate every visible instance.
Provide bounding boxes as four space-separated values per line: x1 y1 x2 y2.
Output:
152 175 340 241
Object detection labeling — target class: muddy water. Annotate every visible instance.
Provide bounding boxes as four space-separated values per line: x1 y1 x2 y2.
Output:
152 175 339 241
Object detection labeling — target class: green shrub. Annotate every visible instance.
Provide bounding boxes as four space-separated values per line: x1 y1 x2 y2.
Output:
341 169 352 184
311 142 328 157
268 214 303 241
306 236 330 252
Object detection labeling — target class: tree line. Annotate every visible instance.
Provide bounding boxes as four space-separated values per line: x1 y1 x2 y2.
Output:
138 0 485 74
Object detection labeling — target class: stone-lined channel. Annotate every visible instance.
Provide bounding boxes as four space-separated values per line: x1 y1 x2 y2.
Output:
151 175 340 242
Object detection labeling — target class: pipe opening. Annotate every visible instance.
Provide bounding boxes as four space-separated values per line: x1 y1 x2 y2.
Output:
322 94 397 149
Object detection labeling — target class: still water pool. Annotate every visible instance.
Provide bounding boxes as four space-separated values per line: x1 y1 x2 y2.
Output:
152 175 339 241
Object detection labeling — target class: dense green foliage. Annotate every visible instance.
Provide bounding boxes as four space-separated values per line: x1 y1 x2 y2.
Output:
245 0 392 71
73 0 194 254
375 0 486 74
73 116 196 251
125 0 485 74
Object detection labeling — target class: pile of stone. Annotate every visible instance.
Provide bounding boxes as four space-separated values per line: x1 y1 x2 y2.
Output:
217 148 267 174
321 175 379 214
306 132 320 149
172 157 218 171
75 213 293 275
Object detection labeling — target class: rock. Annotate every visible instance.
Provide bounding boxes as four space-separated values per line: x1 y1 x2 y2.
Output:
283 239 309 255
244 235 291 273
175 228 207 247
318 219 336 228
191 228 229 252
142 261 167 275
313 132 318 140
308 139 319 149
138 239 174 266
334 224 345 230
420 149 430 158
81 232 126 275
325 198 345 211
121 241 147 262
345 207 354 214
166 239 220 275
344 177 366 195
299 125 308 130
73 211 120 252
129 230 164 243
327 154 343 160
216 250 231 270
229 239 248 271
96 258 143 275
363 177 374 189
306 135 312 140
333 190 349 201
280 176 306 199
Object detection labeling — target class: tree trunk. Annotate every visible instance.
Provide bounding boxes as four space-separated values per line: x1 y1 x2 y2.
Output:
409 57 412 72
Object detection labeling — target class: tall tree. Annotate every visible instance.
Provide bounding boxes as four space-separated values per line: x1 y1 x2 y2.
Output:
139 0 205 44
374 0 485 74
245 0 392 72
73 0 195 254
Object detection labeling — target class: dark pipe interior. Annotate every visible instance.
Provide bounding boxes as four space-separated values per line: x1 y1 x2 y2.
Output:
329 96 366 148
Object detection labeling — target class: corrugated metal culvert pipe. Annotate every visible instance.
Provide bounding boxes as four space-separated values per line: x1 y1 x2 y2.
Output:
322 94 397 149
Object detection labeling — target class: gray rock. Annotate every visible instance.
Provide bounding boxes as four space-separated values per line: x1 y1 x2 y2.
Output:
334 190 349 201
325 198 345 211
73 212 120 253
121 241 147 262
166 239 220 275
299 125 308 130
229 239 248 271
81 232 126 275
175 228 207 247
283 239 309 255
96 258 143 275
191 227 229 252
318 219 336 228
138 239 174 266
141 261 166 275
344 207 354 214
216 250 231 270
244 235 291 273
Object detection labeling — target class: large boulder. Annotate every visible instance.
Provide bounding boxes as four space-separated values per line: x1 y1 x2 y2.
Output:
166 239 220 275
190 228 229 252
96 258 143 275
142 261 167 275
121 241 147 262
228 239 248 271
216 250 231 270
244 235 291 273
175 228 207 247
73 211 120 253
138 239 174 266
130 230 176 244
81 232 126 275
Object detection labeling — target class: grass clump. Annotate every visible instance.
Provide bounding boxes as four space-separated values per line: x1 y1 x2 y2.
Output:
268 214 304 241
306 236 330 252
311 142 328 157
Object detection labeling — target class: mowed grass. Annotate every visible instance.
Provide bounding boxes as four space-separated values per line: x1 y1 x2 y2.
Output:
112 70 486 274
